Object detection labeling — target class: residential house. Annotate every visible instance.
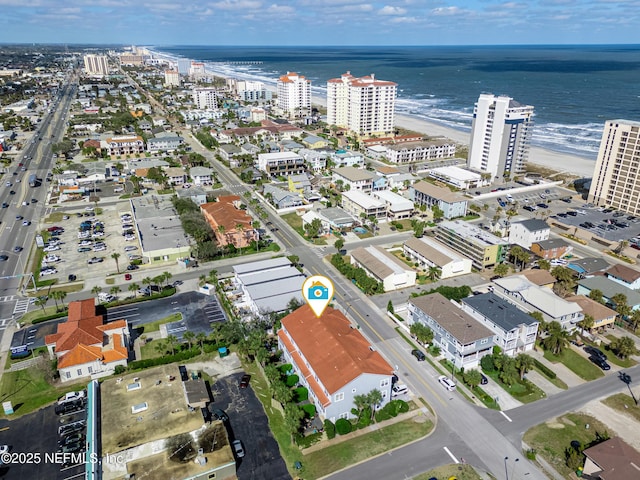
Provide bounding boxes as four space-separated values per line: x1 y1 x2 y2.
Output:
164 167 187 186
341 190 386 221
519 269 556 288
176 186 207 206
302 207 355 234
240 143 260 157
461 292 539 356
568 257 611 278
189 166 214 186
387 173 419 190
106 135 145 157
146 135 184 153
280 139 304 152
278 305 394 421
218 144 242 164
403 237 472 279
332 167 375 193
410 181 468 219
45 299 129 382
434 220 508 270
582 437 640 480
492 275 583 330
371 175 388 191
330 150 365 168
408 293 494 369
302 134 330 149
566 295 617 333
605 264 640 290
576 276 640 311
200 195 257 248
371 190 414 220
298 148 328 172
509 219 550 249
350 245 417 291
530 238 570 260
257 151 306 178
288 173 312 194
263 184 304 209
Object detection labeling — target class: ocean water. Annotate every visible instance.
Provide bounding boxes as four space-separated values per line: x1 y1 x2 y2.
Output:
155 45 640 160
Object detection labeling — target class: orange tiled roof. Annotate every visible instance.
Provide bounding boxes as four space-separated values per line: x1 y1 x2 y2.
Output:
68 298 96 322
102 333 128 363
279 305 393 395
200 198 253 232
58 344 102 369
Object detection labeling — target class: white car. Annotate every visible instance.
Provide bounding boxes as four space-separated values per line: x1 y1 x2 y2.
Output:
391 384 408 397
231 440 245 458
58 390 85 405
93 245 106 252
44 255 61 262
124 246 137 252
438 375 457 392
78 240 92 246
125 235 136 241
92 232 104 238
22 220 31 226
78 232 90 239
84 206 94 211
43 245 60 252
40 269 57 276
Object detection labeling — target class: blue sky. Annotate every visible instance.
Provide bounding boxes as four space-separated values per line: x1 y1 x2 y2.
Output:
0 0 637 46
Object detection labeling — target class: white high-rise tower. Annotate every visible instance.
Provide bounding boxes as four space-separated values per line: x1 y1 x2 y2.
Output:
276 72 311 118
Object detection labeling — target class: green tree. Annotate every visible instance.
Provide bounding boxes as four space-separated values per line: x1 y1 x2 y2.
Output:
352 394 369 419
111 252 121 273
166 335 180 355
91 285 102 296
283 403 304 441
110 286 121 297
542 321 570 355
196 332 207 354
272 380 293 404
426 266 441 281
611 293 631 320
493 263 510 278
163 271 173 286
515 354 534 380
463 369 482 388
334 238 345 251
304 218 323 238
410 322 434 346
387 300 394 314
128 282 139 298
588 289 605 304
576 314 595 334
431 204 444 221
183 331 195 350
366 389 383 421
34 296 47 313
499 356 520 386
50 290 62 311
538 259 551 271
609 336 638 359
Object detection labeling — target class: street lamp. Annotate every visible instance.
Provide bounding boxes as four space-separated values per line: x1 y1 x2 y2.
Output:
511 458 520 480
504 457 509 480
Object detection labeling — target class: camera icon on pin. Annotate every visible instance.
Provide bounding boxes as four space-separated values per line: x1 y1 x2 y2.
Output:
308 282 329 300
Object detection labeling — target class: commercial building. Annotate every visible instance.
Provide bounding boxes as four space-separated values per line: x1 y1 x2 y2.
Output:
383 140 456 164
106 135 145 157
588 120 640 215
492 275 583 330
508 219 550 249
192 87 220 110
45 299 129 382
200 195 257 249
467 93 534 181
434 220 508 270
163 69 180 87
409 293 495 369
350 245 417 292
233 258 305 316
257 151 306 178
403 236 472 279
276 72 311 118
426 165 487 190
278 305 394 422
326 71 397 137
461 292 539 356
410 181 468 219
83 54 109 76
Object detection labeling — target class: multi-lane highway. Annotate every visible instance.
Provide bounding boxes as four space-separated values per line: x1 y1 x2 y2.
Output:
0 76 77 323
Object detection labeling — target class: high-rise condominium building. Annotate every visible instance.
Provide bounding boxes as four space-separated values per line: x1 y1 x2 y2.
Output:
164 70 180 87
83 54 109 76
276 72 311 118
588 120 640 215
192 88 220 110
467 94 534 181
326 72 397 138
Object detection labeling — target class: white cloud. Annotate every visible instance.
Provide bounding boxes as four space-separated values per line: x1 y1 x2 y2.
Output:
389 16 419 23
210 0 262 11
431 6 463 16
267 3 295 14
379 5 407 15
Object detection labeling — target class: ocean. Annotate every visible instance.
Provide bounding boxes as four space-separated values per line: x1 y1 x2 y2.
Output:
155 45 640 160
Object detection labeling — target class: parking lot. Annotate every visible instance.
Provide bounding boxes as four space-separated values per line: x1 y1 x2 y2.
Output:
40 204 141 284
211 372 290 480
548 204 640 243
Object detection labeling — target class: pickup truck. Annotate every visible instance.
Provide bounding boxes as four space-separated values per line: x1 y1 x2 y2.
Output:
58 390 86 405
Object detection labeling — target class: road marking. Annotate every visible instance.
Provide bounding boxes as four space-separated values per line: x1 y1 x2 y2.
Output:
443 446 459 464
109 307 139 314
0 295 16 302
500 411 512 422
13 298 30 316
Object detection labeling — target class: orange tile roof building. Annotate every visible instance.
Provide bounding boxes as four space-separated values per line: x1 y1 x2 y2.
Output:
106 134 145 158
200 195 257 249
45 299 129 383
277 305 394 421
276 72 311 118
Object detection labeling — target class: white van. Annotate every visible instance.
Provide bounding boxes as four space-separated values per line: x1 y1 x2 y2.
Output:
391 384 408 397
438 375 457 391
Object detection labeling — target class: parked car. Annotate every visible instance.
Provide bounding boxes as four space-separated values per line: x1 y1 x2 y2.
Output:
438 375 457 391
589 355 611 371
47 226 63 232
124 246 138 252
78 240 92 247
77 247 92 253
391 383 408 397
231 440 245 458
411 349 426 361
44 245 61 252
210 407 229 423
584 345 607 361
55 399 84 415
40 268 57 276
87 257 103 264
239 374 251 389
124 273 132 281
480 373 488 385
126 264 139 271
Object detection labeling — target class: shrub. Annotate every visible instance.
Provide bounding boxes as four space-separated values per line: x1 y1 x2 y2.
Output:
279 363 293 375
480 355 495 372
285 374 299 387
356 407 372 429
335 418 352 435
114 365 126 375
293 387 308 402
533 358 557 379
301 403 316 418
295 431 322 448
324 419 336 439
374 400 408 422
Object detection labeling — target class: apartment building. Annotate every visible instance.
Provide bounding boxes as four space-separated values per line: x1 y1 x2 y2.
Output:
341 190 386 220
106 135 145 157
588 120 640 215
200 195 257 249
508 219 550 249
332 166 375 192
276 72 311 118
467 94 534 181
192 87 220 110
426 165 487 190
326 72 397 137
257 152 306 177
350 246 417 292
410 181 468 219
409 293 495 369
403 236 472 279
83 54 109 76
371 190 414 220
164 70 180 87
384 140 456 164
434 220 508 270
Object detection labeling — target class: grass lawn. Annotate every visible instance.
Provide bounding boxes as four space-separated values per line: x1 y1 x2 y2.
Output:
414 464 482 480
140 339 165 360
601 393 640 422
598 339 638 368
0 366 87 418
532 366 568 390
242 360 432 479
46 283 84 294
20 305 64 325
523 413 608 477
44 212 65 223
543 348 604 381
281 212 327 245
484 370 546 403
136 312 182 334
4 347 48 369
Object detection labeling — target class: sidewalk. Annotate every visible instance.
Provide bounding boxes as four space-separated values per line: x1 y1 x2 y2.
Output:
529 348 585 388
525 369 564 396
480 377 523 410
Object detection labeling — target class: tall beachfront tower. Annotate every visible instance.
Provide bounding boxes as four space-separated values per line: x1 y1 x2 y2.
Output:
326 72 397 138
83 54 109 76
588 120 640 215
277 72 311 118
467 94 534 181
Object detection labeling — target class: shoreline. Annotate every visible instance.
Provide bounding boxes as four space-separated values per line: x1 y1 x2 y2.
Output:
151 48 596 179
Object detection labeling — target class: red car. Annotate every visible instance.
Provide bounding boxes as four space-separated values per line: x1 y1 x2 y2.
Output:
47 226 62 232
239 374 251 389
124 273 132 281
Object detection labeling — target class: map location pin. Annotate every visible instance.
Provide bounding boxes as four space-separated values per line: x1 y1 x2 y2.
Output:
302 275 334 318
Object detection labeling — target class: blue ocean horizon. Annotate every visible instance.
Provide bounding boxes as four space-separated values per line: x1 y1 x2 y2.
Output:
155 44 640 160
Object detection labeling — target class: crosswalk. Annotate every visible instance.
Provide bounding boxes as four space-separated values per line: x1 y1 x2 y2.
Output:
12 298 31 317
0 295 16 303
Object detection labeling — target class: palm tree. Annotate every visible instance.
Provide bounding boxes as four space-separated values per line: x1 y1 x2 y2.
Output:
542 321 571 355
493 263 510 278
515 354 534 380
110 286 121 297
588 289 605 304
111 252 121 273
142 277 152 289
34 296 47 313
57 290 67 310
609 336 638 359
183 331 195 350
367 389 383 421
236 223 245 253
198 274 207 287
91 285 102 296
538 259 551 271
577 315 595 334
195 332 207 354
426 266 441 282
163 271 172 286
166 335 180 355
50 290 61 311
128 282 139 298
463 369 482 388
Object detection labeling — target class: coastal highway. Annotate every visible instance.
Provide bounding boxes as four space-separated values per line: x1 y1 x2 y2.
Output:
0 77 77 324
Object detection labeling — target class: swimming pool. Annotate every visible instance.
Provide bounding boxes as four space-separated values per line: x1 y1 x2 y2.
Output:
353 227 367 234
